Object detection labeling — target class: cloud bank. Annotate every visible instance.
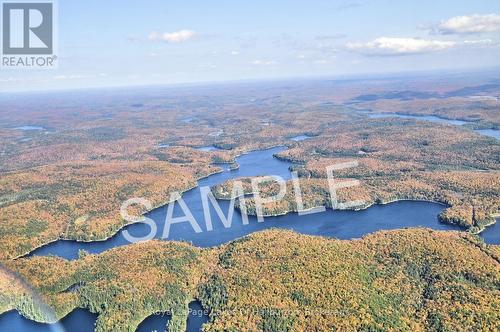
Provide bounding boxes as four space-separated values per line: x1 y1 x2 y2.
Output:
346 37 456 55
148 30 196 43
437 14 500 34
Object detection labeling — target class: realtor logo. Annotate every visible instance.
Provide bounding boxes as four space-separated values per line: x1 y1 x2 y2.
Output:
1 1 57 68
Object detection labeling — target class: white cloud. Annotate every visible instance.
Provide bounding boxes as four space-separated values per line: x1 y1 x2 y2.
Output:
346 37 456 55
148 30 196 43
52 74 102 80
462 39 497 46
250 60 277 66
437 14 500 34
231 51 240 55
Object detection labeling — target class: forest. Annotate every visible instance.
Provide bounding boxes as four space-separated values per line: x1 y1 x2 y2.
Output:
1 77 499 259
0 74 499 331
1 228 499 331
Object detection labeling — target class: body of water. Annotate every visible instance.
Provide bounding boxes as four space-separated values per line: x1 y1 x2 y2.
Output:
14 125 46 131
360 111 500 139
365 113 468 126
136 301 208 332
475 129 500 140
196 146 222 152
480 219 500 244
2 301 209 332
28 146 488 262
3 145 497 331
0 309 97 332
290 134 312 141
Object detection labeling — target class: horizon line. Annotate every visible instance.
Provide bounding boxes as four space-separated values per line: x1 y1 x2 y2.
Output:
2 66 500 96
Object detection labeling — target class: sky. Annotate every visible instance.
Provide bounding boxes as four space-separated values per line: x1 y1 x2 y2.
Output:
1 0 500 92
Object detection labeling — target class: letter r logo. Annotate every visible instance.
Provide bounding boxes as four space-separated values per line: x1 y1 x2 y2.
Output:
2 2 53 54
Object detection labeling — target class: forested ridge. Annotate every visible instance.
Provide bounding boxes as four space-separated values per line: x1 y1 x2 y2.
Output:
1 228 499 331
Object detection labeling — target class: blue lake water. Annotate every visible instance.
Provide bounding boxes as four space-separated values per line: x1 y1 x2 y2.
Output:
186 301 209 332
137 312 171 332
290 134 312 141
364 113 468 126
196 146 222 152
475 129 500 140
14 125 46 131
2 146 497 331
181 117 194 123
360 111 499 139
1 301 208 332
480 219 500 244
136 301 208 332
27 147 293 260
0 309 97 332
27 146 478 261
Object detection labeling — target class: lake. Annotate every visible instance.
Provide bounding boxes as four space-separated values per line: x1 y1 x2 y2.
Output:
136 301 208 332
196 146 222 152
1 301 209 332
2 144 497 331
14 125 46 131
475 129 500 140
365 113 468 126
0 309 97 332
290 134 312 141
28 146 482 261
360 111 500 139
480 219 500 244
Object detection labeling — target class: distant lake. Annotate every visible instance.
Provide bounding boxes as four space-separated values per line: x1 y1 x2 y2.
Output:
360 111 499 140
181 117 194 123
475 129 500 140
364 113 468 126
14 125 46 131
196 146 222 152
290 134 312 141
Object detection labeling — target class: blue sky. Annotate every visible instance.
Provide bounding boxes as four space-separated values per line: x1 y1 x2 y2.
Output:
2 0 500 91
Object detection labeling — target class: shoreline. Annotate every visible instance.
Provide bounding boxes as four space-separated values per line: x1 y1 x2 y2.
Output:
15 194 497 262
13 145 288 260
230 194 495 234
353 108 500 138
472 217 499 235
11 143 498 260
